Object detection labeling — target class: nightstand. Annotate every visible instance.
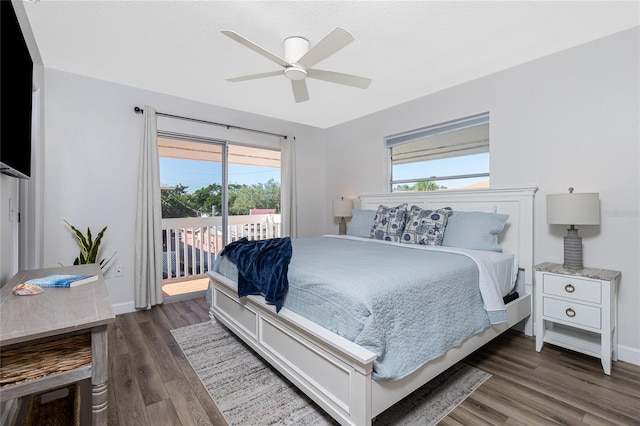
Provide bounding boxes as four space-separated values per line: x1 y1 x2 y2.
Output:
534 262 620 375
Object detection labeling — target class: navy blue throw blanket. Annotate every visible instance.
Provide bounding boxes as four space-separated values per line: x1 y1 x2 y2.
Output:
218 237 292 312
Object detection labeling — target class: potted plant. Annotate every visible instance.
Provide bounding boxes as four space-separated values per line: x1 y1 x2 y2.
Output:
64 220 116 270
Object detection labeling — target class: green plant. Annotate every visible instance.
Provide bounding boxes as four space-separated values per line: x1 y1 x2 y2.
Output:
64 220 116 270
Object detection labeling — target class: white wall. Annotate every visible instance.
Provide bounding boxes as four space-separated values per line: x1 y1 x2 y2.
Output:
39 70 326 313
325 27 639 364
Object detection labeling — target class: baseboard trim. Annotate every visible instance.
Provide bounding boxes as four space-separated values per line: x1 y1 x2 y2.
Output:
617 344 640 366
112 301 136 315
111 292 207 316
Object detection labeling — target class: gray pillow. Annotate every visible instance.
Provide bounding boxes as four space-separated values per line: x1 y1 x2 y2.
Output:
347 209 377 238
442 211 509 252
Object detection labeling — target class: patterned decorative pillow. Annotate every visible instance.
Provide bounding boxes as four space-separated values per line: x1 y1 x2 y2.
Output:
400 206 453 245
370 203 408 242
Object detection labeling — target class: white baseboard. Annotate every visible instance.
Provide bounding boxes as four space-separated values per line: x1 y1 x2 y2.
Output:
617 344 640 366
111 291 207 316
112 301 136 315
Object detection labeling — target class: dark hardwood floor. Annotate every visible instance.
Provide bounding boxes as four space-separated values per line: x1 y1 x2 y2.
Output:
107 297 640 425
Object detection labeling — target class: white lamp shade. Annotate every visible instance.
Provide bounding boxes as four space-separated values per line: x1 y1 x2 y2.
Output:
547 193 600 225
332 199 353 217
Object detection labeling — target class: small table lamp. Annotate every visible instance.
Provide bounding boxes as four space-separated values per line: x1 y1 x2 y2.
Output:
547 187 600 270
332 197 353 235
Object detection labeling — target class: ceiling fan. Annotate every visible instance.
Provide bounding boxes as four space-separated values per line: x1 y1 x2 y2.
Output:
221 27 372 103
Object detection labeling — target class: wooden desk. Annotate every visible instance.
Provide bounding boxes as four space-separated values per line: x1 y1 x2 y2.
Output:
0 264 115 424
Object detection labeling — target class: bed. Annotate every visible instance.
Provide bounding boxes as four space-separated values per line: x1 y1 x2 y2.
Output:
207 186 537 425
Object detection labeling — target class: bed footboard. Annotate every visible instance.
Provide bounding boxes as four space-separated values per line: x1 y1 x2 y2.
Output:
209 273 531 424
209 271 377 426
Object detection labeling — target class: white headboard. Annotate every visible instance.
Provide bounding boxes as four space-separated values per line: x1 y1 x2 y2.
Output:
359 186 538 291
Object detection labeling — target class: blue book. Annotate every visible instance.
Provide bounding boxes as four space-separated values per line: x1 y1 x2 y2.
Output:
25 274 98 288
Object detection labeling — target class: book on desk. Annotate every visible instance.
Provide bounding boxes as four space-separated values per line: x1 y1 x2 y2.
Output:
25 274 98 288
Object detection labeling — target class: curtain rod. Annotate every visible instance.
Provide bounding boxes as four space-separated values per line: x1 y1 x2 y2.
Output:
133 106 287 140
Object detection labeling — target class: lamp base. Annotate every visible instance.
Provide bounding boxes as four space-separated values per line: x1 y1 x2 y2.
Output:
339 217 347 235
563 226 583 270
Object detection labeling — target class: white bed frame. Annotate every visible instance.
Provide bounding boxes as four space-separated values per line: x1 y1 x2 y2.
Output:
208 186 538 426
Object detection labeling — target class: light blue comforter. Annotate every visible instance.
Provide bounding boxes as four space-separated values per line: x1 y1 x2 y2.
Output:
215 236 494 381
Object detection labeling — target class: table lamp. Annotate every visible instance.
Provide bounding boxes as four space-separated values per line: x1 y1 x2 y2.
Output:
332 197 353 235
547 187 600 270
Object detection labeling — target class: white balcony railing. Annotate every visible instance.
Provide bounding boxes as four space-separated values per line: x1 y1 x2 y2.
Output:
161 214 281 280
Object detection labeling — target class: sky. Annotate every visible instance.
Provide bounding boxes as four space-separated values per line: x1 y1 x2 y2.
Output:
160 157 279 193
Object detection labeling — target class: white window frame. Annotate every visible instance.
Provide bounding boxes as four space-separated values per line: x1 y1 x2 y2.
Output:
386 112 490 191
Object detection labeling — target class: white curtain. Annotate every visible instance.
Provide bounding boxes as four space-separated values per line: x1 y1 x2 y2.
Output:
280 136 297 238
134 106 163 309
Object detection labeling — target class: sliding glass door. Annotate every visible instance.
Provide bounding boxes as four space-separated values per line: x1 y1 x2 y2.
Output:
157 133 281 299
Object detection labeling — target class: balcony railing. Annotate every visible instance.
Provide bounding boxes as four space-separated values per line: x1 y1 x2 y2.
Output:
161 214 281 280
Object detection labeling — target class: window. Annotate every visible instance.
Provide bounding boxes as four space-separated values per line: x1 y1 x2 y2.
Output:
158 135 281 223
387 113 489 191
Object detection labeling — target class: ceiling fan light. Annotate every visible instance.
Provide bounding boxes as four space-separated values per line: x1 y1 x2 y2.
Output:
284 36 310 63
284 66 307 81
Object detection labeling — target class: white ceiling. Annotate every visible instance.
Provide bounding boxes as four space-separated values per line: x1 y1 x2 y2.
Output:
22 1 639 129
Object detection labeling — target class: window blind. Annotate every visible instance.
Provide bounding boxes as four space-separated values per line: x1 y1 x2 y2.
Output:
386 112 489 165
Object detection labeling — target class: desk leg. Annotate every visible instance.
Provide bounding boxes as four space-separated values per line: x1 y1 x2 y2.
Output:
91 326 109 424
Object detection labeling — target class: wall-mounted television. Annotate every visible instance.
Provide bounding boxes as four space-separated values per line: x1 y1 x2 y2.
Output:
1 1 34 179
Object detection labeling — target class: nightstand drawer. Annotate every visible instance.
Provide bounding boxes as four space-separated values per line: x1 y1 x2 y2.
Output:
543 297 601 329
543 274 601 304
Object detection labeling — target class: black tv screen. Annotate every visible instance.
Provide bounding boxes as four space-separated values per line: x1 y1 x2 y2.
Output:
1 1 33 179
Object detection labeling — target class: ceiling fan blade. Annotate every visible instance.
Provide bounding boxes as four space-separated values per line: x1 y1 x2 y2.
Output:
291 80 309 103
307 69 372 89
221 29 290 68
225 70 282 82
297 27 355 69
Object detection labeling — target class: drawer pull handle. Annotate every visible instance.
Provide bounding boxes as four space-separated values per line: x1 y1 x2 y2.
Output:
565 308 576 318
564 284 575 293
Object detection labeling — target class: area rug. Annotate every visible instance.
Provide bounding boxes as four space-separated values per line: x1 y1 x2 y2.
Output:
171 321 491 425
